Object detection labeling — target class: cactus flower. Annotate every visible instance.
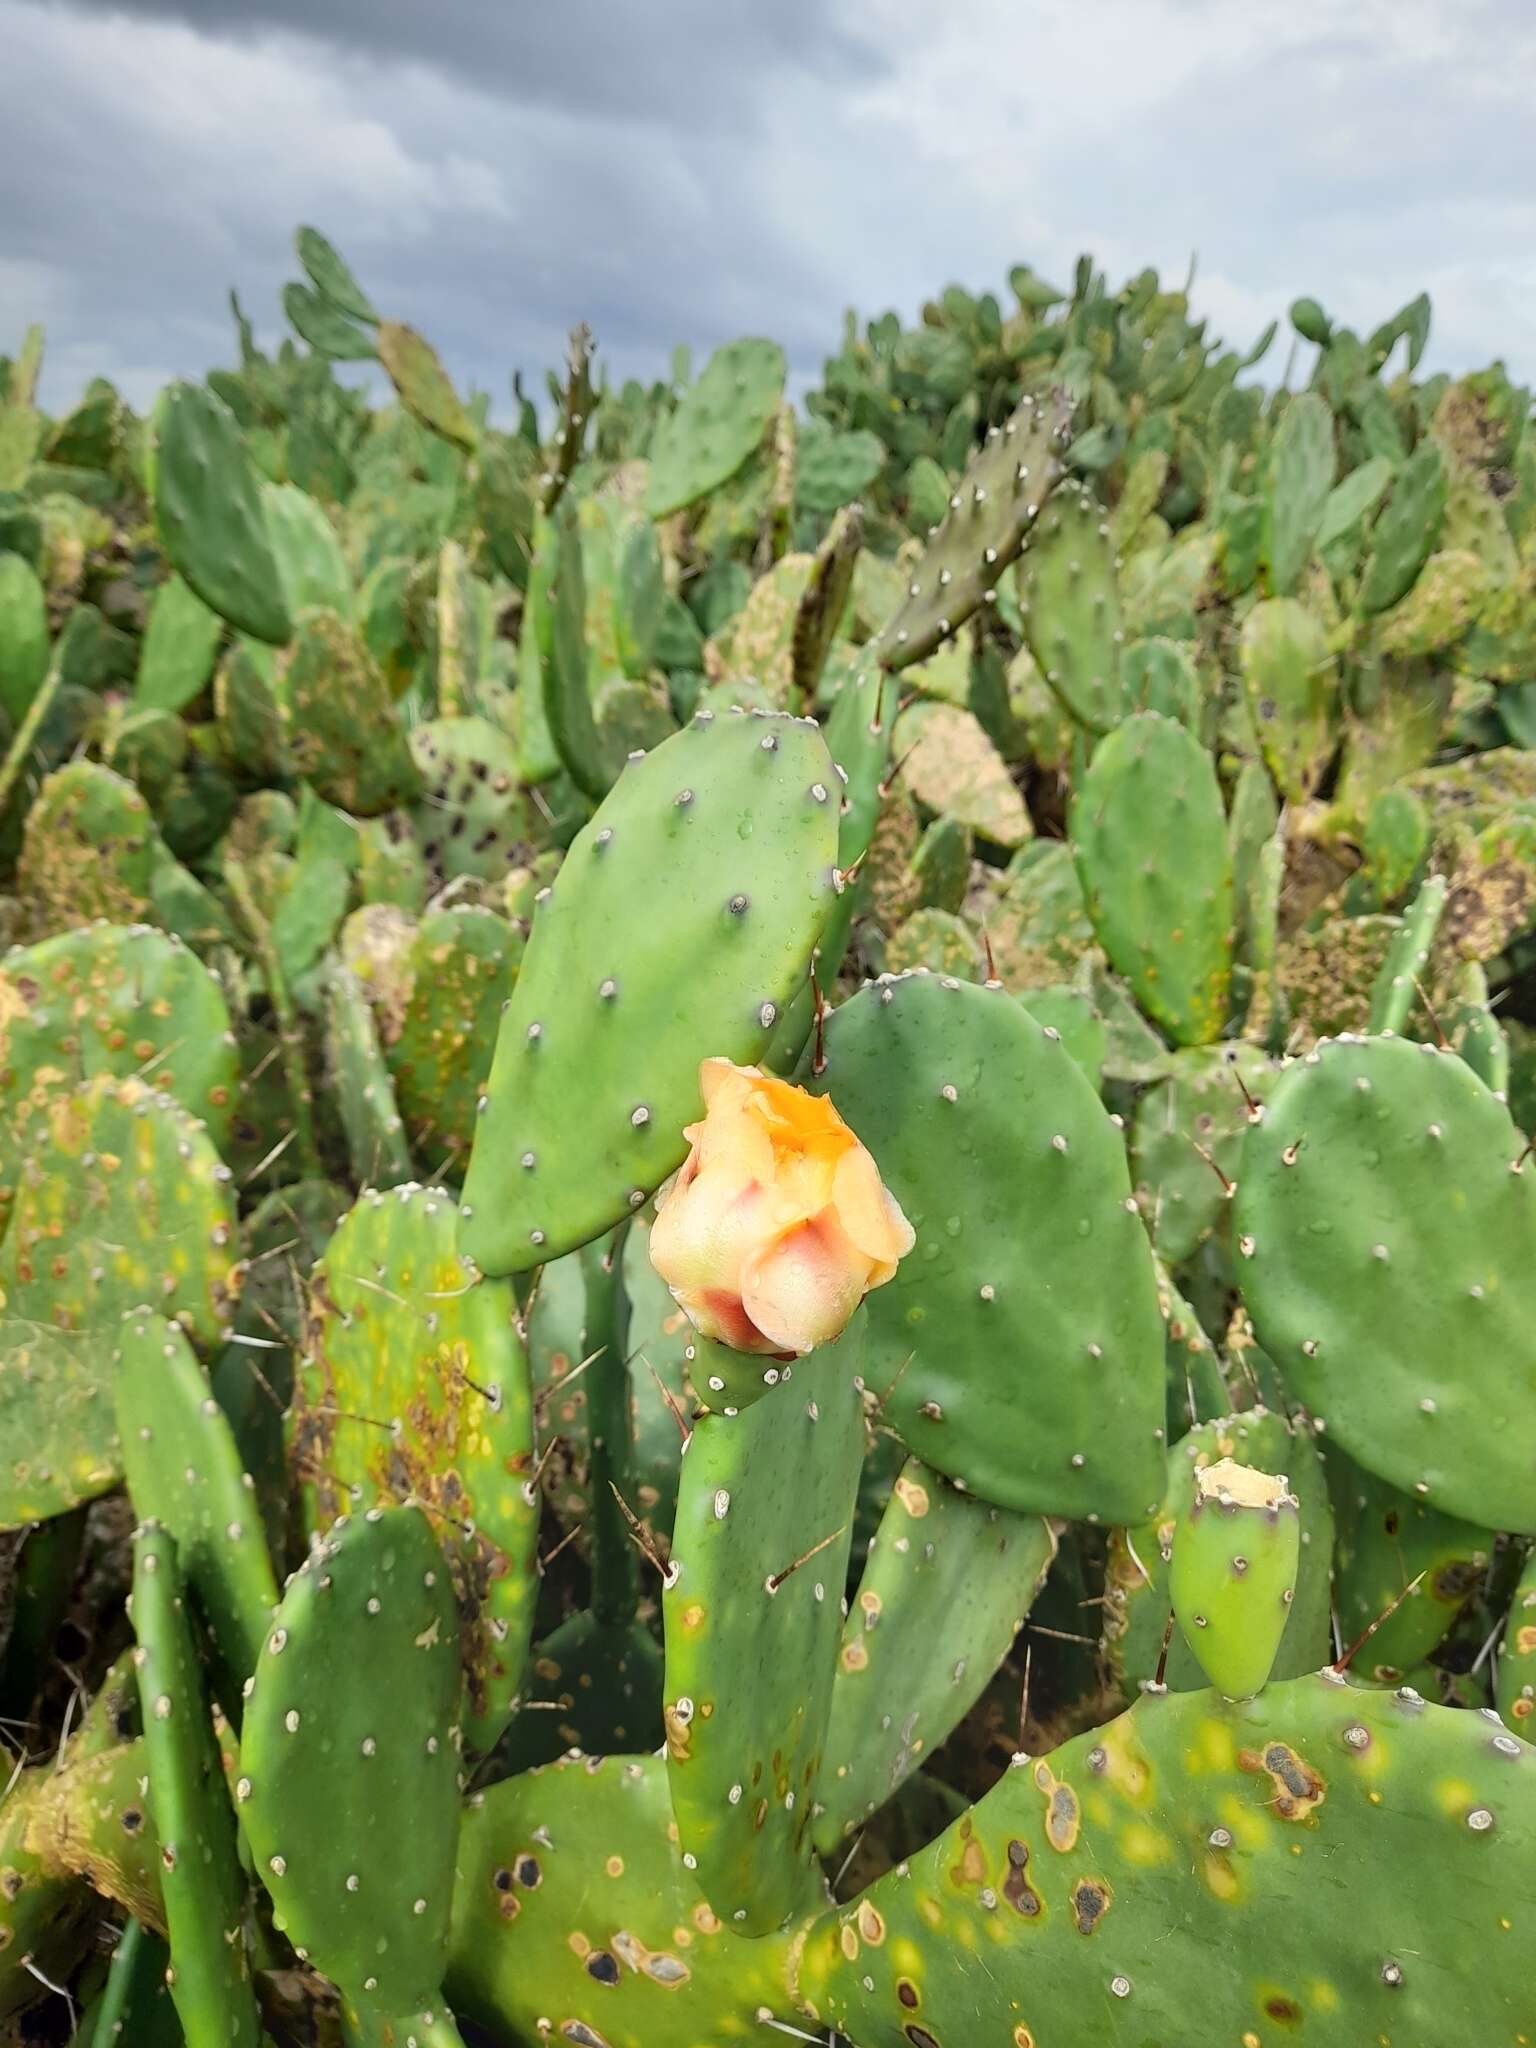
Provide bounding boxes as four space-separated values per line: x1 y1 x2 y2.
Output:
649 1057 914 1356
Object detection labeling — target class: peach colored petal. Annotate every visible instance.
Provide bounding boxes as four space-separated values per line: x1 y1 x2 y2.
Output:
831 1144 916 1271
650 1165 771 1297
670 1284 779 1355
740 1209 870 1355
699 1057 760 1109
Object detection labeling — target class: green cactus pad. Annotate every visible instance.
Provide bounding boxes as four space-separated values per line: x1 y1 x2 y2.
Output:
1359 438 1448 613
814 1460 1055 1851
376 321 477 454
496 1610 664 1772
461 709 839 1274
117 1312 278 1716
793 503 863 704
238 1506 463 2024
1168 1457 1301 1698
799 1672 1536 2047
1073 711 1234 1046
408 717 533 889
0 1763 93 2026
288 1184 536 1755
1239 1034 1536 1529
1497 1547 1536 1736
646 338 786 518
1238 596 1338 803
0 1075 239 1526
75 1920 181 2046
878 388 1072 670
0 549 48 722
812 973 1165 1522
152 382 292 646
1103 1407 1333 1697
1265 390 1336 595
129 1524 262 2048
1019 478 1126 731
1325 1443 1495 1684
24 1733 165 1932
1129 1043 1275 1265
1366 870 1447 1032
449 1753 801 2048
663 1337 865 1934
16 761 164 937
275 608 420 816
1121 635 1202 728
135 570 225 713
388 904 521 1173
325 966 414 1188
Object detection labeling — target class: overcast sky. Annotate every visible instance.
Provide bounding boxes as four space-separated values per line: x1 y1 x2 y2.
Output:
4 0 1534 418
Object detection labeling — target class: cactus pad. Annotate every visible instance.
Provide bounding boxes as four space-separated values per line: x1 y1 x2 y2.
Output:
388 904 521 1172
646 338 786 518
152 382 292 645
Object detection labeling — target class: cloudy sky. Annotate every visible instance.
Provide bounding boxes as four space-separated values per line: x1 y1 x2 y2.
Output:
4 0 1533 418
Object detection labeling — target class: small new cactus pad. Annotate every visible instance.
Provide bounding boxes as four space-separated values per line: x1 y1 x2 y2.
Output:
798 1674 1536 2047
460 710 839 1274
1238 597 1338 803
387 904 521 1171
152 382 292 645
1103 1408 1333 1698
288 1185 536 1755
117 1312 278 1717
1325 1443 1494 1683
274 608 420 815
814 1460 1056 1852
646 337 786 517
811 973 1165 1523
1366 870 1446 1034
324 964 414 1188
238 1506 463 2025
449 1754 802 2048
0 922 238 1209
1073 711 1234 1045
1497 1547 1536 1735
1236 1034 1536 1532
0 1075 238 1525
129 1524 262 2048
1129 1043 1275 1265
542 495 613 799
877 388 1072 670
1168 1456 1300 1699
1019 477 1127 731
663 1334 865 1934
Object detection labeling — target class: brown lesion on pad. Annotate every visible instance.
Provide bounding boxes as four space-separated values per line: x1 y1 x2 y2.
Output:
1002 1838 1041 1918
1070 1874 1113 1934
1240 1741 1325 1821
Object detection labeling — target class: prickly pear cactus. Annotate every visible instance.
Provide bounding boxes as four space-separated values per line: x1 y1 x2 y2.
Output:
16 762 164 936
1168 1456 1300 1699
388 903 521 1170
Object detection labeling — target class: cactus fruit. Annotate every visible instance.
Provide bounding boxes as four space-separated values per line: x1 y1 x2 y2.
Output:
1167 1456 1300 1698
288 1185 537 1755
461 710 839 1274
129 1523 263 2047
238 1506 465 2040
1073 712 1234 1046
811 973 1165 1522
1238 1033 1536 1532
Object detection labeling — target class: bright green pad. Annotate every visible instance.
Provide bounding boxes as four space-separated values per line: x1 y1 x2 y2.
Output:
1498 1547 1536 1736
663 1339 865 1934
1169 1459 1300 1698
879 388 1072 670
799 1674 1536 2048
1073 711 1234 1046
811 974 1165 1523
282 278 376 359
0 1076 239 1526
16 761 163 935
1327 1440 1494 1683
646 338 785 517
408 716 533 889
449 1753 802 2048
1265 389 1336 595
117 1312 278 1714
261 480 354 620
1018 984 1106 1091
1103 1408 1334 1696
461 709 839 1274
1239 596 1338 803
814 1460 1055 1852
135 570 224 712
376 321 477 453
1236 1033 1536 1531
275 608 420 816
542 495 612 799
288 1185 536 1756
0 549 48 721
0 923 238 1212
238 1506 462 2017
1129 1043 1275 1265
496 1610 664 1771
1020 478 1126 731
326 967 414 1188
388 905 521 1172
153 382 292 645
130 1524 262 2048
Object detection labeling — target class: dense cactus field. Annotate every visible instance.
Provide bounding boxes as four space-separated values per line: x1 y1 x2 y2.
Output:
2 229 1536 2045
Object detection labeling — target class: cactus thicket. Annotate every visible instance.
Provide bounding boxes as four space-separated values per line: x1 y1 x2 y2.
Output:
1 233 1535 2048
